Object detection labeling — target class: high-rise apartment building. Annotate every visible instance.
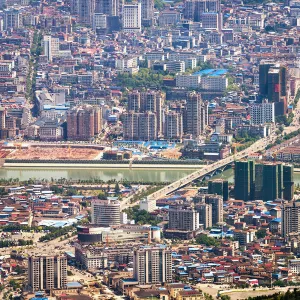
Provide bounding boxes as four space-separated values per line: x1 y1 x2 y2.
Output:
123 112 140 140
282 201 300 237
141 0 154 26
95 0 120 16
78 0 95 25
43 36 60 62
133 246 172 284
250 101 275 125
208 179 229 201
4 7 21 30
195 203 212 229
164 111 183 141
67 106 102 140
128 90 141 112
139 112 157 141
28 255 67 292
122 3 141 32
186 92 207 138
168 205 199 231
141 90 164 135
283 165 294 201
91 199 121 226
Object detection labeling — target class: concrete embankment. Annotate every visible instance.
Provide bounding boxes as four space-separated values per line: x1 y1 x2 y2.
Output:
3 162 205 169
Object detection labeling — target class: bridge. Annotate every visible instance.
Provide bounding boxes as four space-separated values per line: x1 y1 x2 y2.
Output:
147 134 278 201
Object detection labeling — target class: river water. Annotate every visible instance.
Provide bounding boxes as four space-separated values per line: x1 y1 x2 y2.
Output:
2 167 300 185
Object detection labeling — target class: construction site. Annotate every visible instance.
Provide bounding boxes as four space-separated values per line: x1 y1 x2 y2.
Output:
1 142 104 160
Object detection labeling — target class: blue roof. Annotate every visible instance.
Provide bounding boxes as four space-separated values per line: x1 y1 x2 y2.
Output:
66 282 82 288
271 218 281 223
193 68 228 77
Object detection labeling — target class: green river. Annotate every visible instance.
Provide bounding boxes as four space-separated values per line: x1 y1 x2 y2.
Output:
1 167 300 184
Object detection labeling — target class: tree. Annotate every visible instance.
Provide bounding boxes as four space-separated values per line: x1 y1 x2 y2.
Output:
114 182 120 194
256 229 267 239
196 234 221 247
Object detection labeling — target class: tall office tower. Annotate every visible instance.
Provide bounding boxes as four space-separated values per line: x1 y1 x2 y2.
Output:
139 112 157 141
195 203 212 229
208 179 229 201
95 0 120 16
122 3 141 32
128 90 141 112
71 0 79 14
250 101 275 125
283 165 294 201
91 199 121 226
254 163 264 200
133 246 172 284
282 201 300 237
168 205 199 231
141 0 154 26
164 111 183 141
263 163 283 201
234 160 255 201
186 92 207 138
79 0 95 25
259 62 287 116
43 36 60 62
94 106 102 135
3 8 21 30
78 108 95 140
0 107 6 130
141 91 164 135
28 255 67 292
123 112 140 140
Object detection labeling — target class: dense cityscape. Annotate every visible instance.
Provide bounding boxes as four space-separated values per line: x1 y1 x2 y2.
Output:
1 0 300 300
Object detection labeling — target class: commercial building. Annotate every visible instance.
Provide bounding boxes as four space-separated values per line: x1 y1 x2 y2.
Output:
91 199 121 226
186 92 207 138
176 74 201 88
208 179 229 201
92 13 107 31
43 36 60 62
234 160 255 201
122 3 141 32
235 160 294 202
282 201 300 237
288 259 300 274
168 205 199 231
201 76 228 91
95 0 120 16
250 101 275 125
133 246 172 284
3 8 21 30
28 255 67 292
259 62 287 116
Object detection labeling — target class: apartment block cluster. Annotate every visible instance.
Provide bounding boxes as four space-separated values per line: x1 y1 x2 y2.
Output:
123 90 208 141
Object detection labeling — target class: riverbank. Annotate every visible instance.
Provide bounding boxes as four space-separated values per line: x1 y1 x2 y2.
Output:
3 162 204 169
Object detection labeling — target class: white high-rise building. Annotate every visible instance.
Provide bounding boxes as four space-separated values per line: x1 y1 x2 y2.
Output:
43 36 60 62
91 199 121 226
122 3 141 32
28 255 67 292
250 101 275 125
133 246 172 284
